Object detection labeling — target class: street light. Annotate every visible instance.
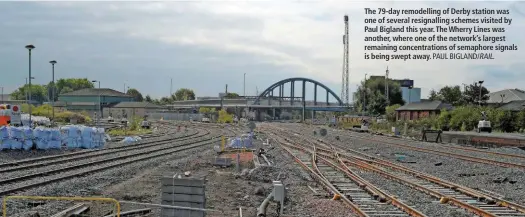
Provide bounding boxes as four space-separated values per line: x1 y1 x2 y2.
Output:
363 73 367 117
49 60 57 123
243 73 246 118
478 80 484 106
91 80 101 127
25 44 35 126
25 77 35 102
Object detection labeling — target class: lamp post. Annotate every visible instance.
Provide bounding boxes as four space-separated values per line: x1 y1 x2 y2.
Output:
49 60 57 124
363 73 367 117
25 44 35 126
25 77 35 102
91 80 101 127
243 73 246 118
478 80 484 106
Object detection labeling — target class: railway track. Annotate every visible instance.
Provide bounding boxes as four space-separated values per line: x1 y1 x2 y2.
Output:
329 146 525 217
336 132 525 170
0 128 202 170
270 132 427 217
0 126 220 197
275 124 525 170
348 131 525 160
267 125 525 217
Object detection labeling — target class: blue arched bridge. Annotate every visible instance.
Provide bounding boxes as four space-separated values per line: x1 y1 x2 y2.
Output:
167 77 350 120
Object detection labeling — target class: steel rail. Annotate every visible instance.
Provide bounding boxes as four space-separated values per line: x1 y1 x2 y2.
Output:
325 145 525 215
0 134 215 186
0 130 207 174
271 135 369 217
343 134 525 170
270 125 525 215
0 126 199 169
0 138 219 196
279 137 426 217
313 139 525 217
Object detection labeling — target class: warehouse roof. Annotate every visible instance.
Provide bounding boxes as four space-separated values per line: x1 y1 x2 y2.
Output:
60 88 131 97
111 101 164 109
395 101 452 111
498 100 525 111
487 89 525 104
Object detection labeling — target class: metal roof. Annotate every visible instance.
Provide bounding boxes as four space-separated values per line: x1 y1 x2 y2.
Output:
487 89 525 104
498 100 525 111
60 88 132 97
111 101 165 109
395 101 452 111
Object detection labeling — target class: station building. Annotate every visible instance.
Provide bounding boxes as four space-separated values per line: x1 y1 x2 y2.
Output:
56 88 134 117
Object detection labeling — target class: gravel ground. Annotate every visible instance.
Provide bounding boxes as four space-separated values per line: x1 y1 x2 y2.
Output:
0 123 183 164
0 138 215 193
285 124 525 205
2 137 218 217
0 132 206 179
350 166 475 217
0 124 223 216
344 131 525 165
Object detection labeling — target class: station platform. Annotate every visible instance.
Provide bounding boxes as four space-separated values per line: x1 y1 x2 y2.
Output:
441 131 525 147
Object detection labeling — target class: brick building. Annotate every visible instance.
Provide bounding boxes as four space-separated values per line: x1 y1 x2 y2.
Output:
395 101 452 121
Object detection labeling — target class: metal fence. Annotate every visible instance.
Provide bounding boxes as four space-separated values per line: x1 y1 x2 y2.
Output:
148 112 204 121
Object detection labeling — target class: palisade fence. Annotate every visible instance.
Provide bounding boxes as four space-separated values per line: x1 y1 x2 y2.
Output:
148 112 204 121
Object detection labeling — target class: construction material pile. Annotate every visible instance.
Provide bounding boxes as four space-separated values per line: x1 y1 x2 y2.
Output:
228 132 254 148
0 125 106 150
21 114 51 126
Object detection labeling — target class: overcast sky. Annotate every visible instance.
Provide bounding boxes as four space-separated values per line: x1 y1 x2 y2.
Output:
1 1 524 101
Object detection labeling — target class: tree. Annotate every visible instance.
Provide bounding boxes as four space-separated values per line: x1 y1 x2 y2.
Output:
463 83 490 105
145 95 152 102
172 88 195 101
159 97 171 105
225 92 240 98
428 86 463 106
385 104 401 122
126 88 144 102
46 78 94 101
428 89 439 101
353 77 404 115
10 84 48 103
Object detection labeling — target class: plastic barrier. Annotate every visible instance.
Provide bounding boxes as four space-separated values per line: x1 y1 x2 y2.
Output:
121 136 142 144
0 125 107 151
21 114 51 127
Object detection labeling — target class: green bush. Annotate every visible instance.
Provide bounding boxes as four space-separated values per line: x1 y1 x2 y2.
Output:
18 104 92 124
377 105 524 133
218 109 233 123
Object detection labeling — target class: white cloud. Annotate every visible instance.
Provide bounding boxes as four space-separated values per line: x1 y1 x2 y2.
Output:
29 1 525 97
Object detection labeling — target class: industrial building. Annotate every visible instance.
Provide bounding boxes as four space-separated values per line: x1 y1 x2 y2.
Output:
368 76 421 104
56 88 134 116
103 101 165 119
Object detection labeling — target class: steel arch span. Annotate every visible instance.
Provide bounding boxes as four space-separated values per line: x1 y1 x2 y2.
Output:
253 77 344 106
